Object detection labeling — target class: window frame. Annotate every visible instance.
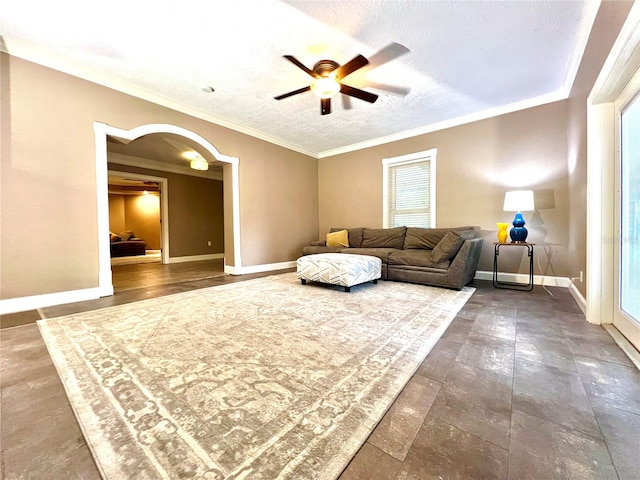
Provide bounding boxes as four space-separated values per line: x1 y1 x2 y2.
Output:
382 148 437 229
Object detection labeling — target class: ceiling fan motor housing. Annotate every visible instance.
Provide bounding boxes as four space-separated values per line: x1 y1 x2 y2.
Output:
313 59 340 78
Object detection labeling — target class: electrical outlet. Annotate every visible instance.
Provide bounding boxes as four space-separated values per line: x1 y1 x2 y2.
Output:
207 241 212 247
580 271 583 283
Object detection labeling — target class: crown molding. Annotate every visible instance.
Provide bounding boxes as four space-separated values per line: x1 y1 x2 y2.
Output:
560 0 602 99
590 0 640 103
317 91 566 158
2 44 318 159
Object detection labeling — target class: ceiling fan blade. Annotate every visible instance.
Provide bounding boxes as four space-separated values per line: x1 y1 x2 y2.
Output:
283 55 319 78
274 85 311 100
367 42 410 68
321 98 331 115
340 84 378 104
334 54 369 79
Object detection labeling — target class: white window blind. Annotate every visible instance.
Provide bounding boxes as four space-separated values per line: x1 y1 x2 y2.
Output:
382 149 436 228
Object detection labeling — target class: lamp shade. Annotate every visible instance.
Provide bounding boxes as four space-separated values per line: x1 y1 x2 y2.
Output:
503 190 534 212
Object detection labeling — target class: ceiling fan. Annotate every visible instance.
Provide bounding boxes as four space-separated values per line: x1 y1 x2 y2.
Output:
274 54 379 115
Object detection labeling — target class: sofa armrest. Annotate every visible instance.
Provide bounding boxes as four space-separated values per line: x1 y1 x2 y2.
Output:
447 237 483 289
310 240 327 247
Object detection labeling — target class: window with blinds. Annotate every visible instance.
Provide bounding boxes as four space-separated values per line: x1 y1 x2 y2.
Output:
382 149 436 228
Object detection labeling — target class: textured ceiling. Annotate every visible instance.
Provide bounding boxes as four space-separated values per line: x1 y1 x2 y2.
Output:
0 0 598 158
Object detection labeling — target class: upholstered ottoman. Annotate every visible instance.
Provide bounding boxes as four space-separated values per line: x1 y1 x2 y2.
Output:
297 253 382 292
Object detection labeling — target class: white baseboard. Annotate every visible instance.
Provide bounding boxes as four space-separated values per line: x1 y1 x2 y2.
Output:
0 287 102 316
568 283 587 314
225 261 296 275
475 271 571 287
1 257 290 315
167 253 225 264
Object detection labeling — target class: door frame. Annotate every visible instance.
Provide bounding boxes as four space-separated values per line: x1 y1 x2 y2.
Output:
108 170 169 264
613 74 640 349
586 2 640 327
94 122 241 297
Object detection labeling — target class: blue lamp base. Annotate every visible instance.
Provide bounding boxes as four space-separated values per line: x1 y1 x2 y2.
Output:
509 212 528 243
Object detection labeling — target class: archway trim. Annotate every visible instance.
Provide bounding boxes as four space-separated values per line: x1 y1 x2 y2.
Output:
94 122 241 296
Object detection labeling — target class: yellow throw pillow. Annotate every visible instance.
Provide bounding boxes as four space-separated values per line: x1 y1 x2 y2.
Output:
326 229 350 248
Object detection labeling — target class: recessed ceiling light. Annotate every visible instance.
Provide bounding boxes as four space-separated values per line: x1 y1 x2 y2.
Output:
202 86 215 93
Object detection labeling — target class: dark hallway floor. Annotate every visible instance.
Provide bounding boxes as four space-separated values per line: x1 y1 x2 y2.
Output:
1 263 639 479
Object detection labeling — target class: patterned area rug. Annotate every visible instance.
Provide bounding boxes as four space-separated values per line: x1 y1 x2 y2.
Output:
38 273 474 479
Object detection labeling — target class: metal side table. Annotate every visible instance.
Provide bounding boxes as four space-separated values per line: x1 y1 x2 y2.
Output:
493 242 534 291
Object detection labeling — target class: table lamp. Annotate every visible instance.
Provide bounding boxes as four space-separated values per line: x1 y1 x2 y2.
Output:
503 190 534 243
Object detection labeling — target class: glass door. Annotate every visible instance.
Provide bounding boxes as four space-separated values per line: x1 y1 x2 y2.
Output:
614 73 640 351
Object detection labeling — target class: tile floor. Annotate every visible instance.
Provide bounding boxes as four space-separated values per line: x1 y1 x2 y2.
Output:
340 283 640 480
1 263 639 479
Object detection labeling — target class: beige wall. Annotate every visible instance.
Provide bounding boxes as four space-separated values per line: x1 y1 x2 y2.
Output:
108 193 162 249
239 144 319 266
318 1 632 283
164 174 222 257
108 195 126 233
1 54 318 300
320 101 570 275
124 195 161 250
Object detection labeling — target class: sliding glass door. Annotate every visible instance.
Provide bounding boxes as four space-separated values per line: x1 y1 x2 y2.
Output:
614 74 640 351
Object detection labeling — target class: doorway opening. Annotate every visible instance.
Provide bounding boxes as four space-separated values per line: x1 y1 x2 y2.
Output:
95 123 241 297
108 171 167 266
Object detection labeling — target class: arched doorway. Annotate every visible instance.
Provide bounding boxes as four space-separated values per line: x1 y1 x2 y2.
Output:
94 122 241 297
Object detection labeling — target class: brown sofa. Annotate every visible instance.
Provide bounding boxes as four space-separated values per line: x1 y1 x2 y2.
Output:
110 230 147 257
302 226 483 290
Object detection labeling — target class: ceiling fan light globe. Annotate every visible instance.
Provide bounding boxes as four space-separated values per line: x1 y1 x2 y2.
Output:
310 77 341 99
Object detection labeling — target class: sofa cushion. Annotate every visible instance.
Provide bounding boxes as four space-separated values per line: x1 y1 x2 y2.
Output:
326 229 350 247
431 231 464 263
403 228 451 249
119 230 135 241
330 227 364 248
341 248 400 263
387 250 450 269
361 227 407 249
